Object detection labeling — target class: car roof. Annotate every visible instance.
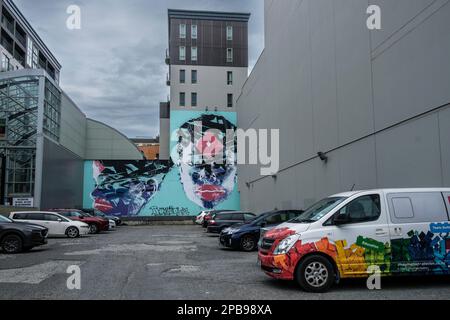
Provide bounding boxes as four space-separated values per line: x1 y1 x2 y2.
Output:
331 188 450 198
11 211 60 214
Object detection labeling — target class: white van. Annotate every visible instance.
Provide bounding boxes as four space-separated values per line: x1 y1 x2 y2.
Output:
258 189 450 292
10 211 90 239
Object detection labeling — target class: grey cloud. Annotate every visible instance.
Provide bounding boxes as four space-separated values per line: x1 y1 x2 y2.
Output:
14 0 264 138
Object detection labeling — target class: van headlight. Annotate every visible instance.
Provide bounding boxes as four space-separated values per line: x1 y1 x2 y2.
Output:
273 234 301 255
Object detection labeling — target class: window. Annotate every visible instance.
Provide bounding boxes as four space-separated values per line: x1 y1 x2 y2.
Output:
266 214 282 225
191 92 197 107
391 198 414 219
191 24 198 39
179 92 185 107
179 24 186 39
191 47 198 61
217 213 232 220
45 214 60 222
226 48 233 63
27 213 45 221
244 213 255 221
227 71 233 85
180 69 185 84
179 46 186 61
226 25 233 40
26 37 33 67
0 118 6 140
388 192 448 224
336 195 381 224
227 94 233 108
191 70 197 84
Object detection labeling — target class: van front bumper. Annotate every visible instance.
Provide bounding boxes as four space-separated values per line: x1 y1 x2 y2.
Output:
258 250 295 280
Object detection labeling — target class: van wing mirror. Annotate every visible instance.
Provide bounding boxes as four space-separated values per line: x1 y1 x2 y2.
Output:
334 213 350 225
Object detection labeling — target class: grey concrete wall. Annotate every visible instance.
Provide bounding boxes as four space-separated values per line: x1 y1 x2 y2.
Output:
159 118 170 160
60 92 87 158
237 0 450 213
85 119 143 160
40 137 84 209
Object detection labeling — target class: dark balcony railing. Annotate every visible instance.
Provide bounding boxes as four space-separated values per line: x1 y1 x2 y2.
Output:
165 49 170 65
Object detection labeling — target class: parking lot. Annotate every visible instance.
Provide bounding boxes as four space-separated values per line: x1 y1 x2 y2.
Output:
0 225 450 300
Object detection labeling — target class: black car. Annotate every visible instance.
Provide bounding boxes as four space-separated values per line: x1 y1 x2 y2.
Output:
219 210 304 251
83 209 122 226
0 215 48 254
207 211 256 234
202 210 236 228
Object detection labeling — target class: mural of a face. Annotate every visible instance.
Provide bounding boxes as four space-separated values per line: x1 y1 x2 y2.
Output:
91 161 171 217
171 114 237 209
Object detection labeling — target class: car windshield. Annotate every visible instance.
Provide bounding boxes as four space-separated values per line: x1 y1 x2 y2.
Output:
250 212 273 225
0 215 12 223
291 197 347 223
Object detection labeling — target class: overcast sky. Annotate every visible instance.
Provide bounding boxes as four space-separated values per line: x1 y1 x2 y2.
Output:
14 0 265 138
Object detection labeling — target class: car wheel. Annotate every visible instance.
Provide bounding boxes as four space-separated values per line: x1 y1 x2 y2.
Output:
295 255 335 293
240 235 256 252
66 227 80 239
89 224 99 234
1 234 23 254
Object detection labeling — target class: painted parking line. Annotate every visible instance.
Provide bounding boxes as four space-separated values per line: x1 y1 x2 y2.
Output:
0 261 83 285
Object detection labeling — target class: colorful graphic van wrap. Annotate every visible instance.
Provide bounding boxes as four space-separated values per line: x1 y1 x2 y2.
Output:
258 189 450 292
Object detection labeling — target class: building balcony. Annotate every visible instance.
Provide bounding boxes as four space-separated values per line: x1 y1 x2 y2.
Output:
165 49 170 65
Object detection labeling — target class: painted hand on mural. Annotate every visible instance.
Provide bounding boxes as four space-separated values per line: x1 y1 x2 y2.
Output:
91 160 171 217
171 114 237 209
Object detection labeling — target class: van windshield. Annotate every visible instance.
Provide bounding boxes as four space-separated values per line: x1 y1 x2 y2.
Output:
0 215 12 223
291 197 347 223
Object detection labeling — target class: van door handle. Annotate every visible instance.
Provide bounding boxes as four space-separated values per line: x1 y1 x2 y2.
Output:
375 229 388 236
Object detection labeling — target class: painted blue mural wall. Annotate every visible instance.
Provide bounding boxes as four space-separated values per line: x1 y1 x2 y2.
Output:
83 111 240 217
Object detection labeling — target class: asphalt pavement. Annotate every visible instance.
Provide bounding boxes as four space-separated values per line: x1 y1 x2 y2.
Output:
0 225 449 300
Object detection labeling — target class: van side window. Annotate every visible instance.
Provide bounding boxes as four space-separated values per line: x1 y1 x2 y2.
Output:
388 192 448 224
391 198 414 219
337 195 381 224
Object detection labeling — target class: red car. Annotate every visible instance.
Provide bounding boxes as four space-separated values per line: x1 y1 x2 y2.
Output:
49 209 109 234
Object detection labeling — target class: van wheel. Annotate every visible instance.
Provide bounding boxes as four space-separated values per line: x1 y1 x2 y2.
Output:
1 235 23 254
66 227 80 239
295 255 335 293
240 235 256 252
89 224 99 234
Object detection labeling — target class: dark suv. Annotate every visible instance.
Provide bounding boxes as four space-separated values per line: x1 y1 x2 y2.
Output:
219 210 304 251
0 215 48 254
207 212 255 234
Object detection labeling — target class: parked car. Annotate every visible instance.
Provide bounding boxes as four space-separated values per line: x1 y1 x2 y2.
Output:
202 210 235 228
195 210 212 225
0 215 48 254
83 208 122 226
207 211 256 234
220 210 304 252
259 188 450 293
49 209 109 234
9 211 90 239
108 219 116 231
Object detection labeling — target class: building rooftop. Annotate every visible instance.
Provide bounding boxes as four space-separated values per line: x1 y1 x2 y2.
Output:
168 9 250 22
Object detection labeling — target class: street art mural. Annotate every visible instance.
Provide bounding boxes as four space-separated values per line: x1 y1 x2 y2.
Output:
260 223 450 281
83 111 240 217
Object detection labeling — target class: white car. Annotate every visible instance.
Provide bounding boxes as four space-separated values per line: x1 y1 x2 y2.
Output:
10 211 90 238
108 219 116 230
195 211 211 225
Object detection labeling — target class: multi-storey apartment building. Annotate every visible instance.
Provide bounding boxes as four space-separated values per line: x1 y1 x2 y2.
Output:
0 0 60 82
160 9 250 160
